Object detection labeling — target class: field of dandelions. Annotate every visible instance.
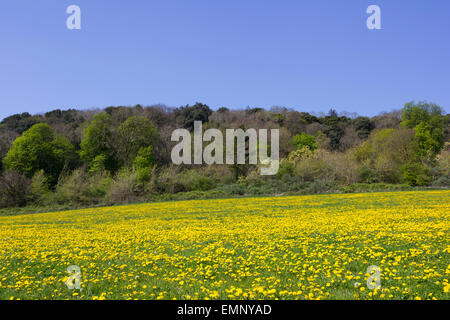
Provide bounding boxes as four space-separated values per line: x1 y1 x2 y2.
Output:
0 190 449 300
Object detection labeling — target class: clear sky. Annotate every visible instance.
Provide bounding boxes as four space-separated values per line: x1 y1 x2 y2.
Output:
1 0 449 120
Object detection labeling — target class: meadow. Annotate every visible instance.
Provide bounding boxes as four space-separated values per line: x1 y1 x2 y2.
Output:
0 190 449 300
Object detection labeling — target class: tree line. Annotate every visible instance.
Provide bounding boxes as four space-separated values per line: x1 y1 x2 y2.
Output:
0 101 448 209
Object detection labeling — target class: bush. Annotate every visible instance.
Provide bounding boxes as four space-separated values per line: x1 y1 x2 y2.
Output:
292 149 360 184
106 169 140 204
294 155 326 182
306 180 330 194
216 184 246 195
277 159 295 177
355 128 415 184
293 133 318 151
150 168 217 194
53 168 112 205
179 170 216 191
0 170 30 207
202 165 234 185
149 166 185 194
134 146 156 185
320 151 360 184
28 170 51 205
432 175 450 187
436 144 450 176
401 163 432 186
359 165 380 183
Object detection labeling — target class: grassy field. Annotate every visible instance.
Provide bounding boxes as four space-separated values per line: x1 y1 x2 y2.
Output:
0 190 449 300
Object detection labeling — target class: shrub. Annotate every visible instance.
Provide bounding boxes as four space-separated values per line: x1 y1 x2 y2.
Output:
293 133 318 151
401 163 432 186
290 148 360 184
89 154 108 174
306 180 330 194
150 166 186 194
0 170 30 207
28 170 51 205
277 159 295 177
202 165 234 185
150 168 218 194
53 168 112 205
432 175 450 187
216 184 246 195
319 150 360 184
180 170 216 192
355 128 415 184
359 165 380 183
294 151 326 182
436 143 450 176
134 146 156 185
106 169 140 205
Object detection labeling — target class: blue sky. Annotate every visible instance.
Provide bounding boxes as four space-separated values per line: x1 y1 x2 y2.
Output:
1 0 449 120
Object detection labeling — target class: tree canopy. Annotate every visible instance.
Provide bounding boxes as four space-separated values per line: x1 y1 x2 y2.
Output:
3 123 76 184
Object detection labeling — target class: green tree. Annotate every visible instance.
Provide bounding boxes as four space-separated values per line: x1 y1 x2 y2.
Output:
401 163 432 186
414 122 444 158
118 116 158 168
134 146 155 169
174 102 212 131
322 113 347 150
293 133 318 151
401 101 445 159
3 123 76 184
0 112 43 134
80 112 119 173
134 146 156 183
401 101 444 128
355 128 415 183
353 117 374 140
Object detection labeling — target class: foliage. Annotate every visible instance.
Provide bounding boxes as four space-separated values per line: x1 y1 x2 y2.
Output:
106 169 140 205
0 102 448 209
80 112 119 173
134 146 156 184
401 163 432 187
293 132 318 151
174 102 212 131
0 170 30 208
353 117 374 140
53 168 112 205
0 112 43 134
118 116 158 168
28 170 51 205
3 123 76 184
401 101 445 159
436 143 450 176
355 128 415 184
